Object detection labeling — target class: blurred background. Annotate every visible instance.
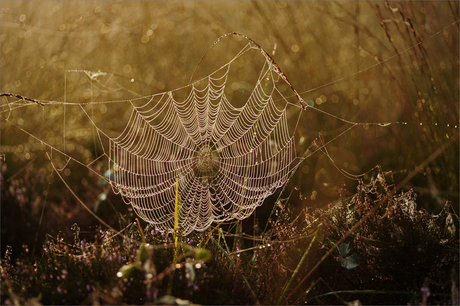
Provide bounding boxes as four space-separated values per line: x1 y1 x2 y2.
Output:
1 1 458 258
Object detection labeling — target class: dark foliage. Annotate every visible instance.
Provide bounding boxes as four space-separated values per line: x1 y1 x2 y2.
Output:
1 172 458 305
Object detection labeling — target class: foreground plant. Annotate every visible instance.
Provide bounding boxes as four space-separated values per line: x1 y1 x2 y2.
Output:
1 171 458 305
297 172 459 305
1 225 211 305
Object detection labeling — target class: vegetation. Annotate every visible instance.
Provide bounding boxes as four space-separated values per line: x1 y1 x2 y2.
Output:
1 171 458 305
1 1 458 305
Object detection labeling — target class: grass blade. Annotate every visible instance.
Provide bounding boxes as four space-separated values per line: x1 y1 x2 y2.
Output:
277 224 322 305
210 236 258 303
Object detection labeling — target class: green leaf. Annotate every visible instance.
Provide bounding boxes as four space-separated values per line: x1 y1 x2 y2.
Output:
118 262 140 279
137 244 151 262
338 242 352 257
194 247 211 261
340 253 359 270
181 244 211 262
154 295 196 305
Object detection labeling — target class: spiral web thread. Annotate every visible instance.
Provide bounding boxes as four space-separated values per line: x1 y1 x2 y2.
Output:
107 43 305 234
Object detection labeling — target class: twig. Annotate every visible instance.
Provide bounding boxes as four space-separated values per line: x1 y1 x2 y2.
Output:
0 93 44 106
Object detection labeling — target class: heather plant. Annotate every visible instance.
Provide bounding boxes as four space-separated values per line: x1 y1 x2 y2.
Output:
3 171 457 305
1 224 212 305
298 172 458 305
1 1 459 305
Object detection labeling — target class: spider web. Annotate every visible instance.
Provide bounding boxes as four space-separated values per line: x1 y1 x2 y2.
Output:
2 42 309 235
3 22 457 235
107 44 305 234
